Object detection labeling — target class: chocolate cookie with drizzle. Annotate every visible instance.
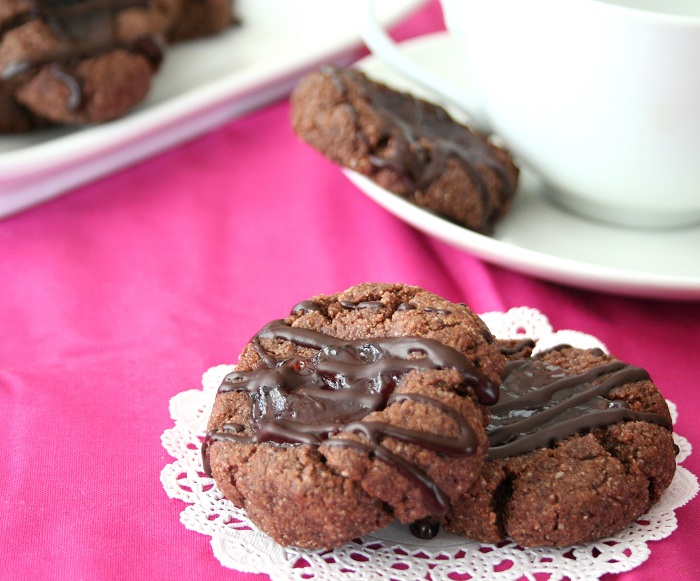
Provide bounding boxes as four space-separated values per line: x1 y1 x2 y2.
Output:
0 0 169 129
0 0 235 131
0 0 168 130
203 282 504 549
443 344 677 548
290 66 519 235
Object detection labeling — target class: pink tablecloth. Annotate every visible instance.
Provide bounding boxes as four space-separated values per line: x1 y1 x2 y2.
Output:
1 3 698 580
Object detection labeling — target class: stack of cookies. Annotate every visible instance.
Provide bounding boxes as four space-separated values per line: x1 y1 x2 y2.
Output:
0 0 235 132
203 282 677 550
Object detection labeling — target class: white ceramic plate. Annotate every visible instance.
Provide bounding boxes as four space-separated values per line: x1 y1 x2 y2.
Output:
0 0 425 218
348 32 700 300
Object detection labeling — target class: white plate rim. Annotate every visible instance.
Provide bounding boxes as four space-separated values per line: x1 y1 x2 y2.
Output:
347 31 700 300
0 0 427 212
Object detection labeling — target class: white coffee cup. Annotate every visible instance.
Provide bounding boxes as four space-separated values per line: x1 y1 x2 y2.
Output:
363 0 700 229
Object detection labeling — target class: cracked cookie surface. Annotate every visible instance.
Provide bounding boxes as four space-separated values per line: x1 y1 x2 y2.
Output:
290 66 519 235
203 282 504 549
443 345 676 547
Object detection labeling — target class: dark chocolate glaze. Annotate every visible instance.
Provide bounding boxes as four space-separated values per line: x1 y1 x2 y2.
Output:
1 0 164 105
409 517 440 540
321 66 517 234
487 355 672 459
339 300 384 310
498 338 536 357
203 302 499 515
290 300 323 315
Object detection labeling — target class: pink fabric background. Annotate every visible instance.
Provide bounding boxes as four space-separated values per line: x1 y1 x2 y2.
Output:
1 2 698 580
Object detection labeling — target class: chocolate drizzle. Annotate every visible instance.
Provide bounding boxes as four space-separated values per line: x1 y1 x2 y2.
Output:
487 355 672 459
339 300 384 310
409 516 440 540
321 66 517 234
498 338 536 357
203 303 499 515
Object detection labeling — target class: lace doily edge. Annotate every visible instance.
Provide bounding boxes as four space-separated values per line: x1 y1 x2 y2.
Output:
161 306 698 580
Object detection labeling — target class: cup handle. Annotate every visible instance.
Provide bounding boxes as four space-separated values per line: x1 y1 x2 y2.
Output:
361 0 486 132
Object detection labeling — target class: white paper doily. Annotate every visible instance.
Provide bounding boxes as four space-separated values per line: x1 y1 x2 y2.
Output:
161 307 698 580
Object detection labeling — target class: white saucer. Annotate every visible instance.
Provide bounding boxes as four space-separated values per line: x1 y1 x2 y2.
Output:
0 0 424 218
347 32 700 300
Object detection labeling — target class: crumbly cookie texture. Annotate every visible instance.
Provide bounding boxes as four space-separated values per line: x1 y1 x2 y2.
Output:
0 0 235 131
290 66 519 235
203 282 504 549
443 344 677 547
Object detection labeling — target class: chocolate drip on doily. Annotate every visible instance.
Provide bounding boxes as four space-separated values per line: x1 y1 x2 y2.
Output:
203 306 498 515
409 516 440 540
487 355 672 459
